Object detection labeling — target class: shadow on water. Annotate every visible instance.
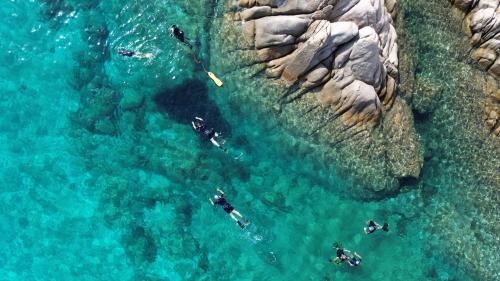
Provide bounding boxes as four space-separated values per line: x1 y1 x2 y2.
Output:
153 78 231 135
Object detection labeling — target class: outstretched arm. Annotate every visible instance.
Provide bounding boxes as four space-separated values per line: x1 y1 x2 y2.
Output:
208 198 215 206
195 117 204 121
191 121 197 130
354 252 362 259
216 188 224 195
210 138 221 148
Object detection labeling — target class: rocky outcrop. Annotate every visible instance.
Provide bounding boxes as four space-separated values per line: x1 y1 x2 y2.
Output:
449 0 500 135
236 0 400 126
484 77 500 135
451 0 500 78
211 0 422 193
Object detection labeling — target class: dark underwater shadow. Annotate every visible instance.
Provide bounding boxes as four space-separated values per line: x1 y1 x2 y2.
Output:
153 79 231 135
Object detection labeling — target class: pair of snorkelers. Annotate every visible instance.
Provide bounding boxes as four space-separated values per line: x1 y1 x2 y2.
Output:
119 24 223 86
117 24 190 59
330 242 363 267
329 221 388 268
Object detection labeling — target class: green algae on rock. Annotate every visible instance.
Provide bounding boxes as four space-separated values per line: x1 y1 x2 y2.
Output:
210 0 422 194
397 0 500 280
448 0 500 135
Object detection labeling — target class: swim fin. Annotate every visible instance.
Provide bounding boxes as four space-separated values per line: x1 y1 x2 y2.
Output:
237 220 245 229
382 223 389 232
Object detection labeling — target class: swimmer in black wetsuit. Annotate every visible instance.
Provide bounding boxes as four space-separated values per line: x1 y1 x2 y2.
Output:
117 48 153 59
364 220 389 234
209 188 248 228
347 252 362 267
192 117 227 152
329 242 351 265
169 24 192 49
118 49 135 57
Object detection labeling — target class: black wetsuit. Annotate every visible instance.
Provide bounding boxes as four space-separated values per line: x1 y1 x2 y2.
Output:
171 25 185 42
336 249 344 258
350 256 361 266
195 122 216 140
215 195 234 214
118 50 135 57
336 249 348 262
171 25 193 48
367 220 377 234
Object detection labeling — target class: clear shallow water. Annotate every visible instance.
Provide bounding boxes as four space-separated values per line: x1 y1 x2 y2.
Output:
0 1 492 281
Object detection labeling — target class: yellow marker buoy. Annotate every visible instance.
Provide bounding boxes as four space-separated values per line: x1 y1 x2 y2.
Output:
207 71 223 87
189 50 223 87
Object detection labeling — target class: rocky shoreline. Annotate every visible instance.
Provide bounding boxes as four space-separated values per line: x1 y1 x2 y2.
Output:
211 0 423 194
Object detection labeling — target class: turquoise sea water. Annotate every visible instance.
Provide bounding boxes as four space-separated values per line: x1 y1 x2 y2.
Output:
0 1 495 281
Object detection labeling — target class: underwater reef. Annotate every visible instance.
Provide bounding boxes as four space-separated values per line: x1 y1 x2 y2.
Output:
397 0 500 279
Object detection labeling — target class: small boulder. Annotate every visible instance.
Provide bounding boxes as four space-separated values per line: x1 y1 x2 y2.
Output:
120 90 145 111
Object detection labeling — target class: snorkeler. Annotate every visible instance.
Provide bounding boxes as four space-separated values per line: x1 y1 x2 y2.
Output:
168 25 223 87
347 252 362 267
117 48 153 59
192 117 227 152
330 242 351 265
209 188 248 229
169 24 192 48
364 220 389 234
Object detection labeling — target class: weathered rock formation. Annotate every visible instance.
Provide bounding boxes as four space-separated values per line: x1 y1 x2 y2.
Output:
237 0 399 125
450 0 500 135
451 0 500 78
211 0 422 194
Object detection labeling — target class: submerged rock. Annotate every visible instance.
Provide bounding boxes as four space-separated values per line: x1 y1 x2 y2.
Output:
397 1 500 280
120 90 145 111
211 0 422 193
73 87 119 134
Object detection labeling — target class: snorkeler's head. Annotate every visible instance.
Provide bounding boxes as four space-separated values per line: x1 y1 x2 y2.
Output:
194 120 203 128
